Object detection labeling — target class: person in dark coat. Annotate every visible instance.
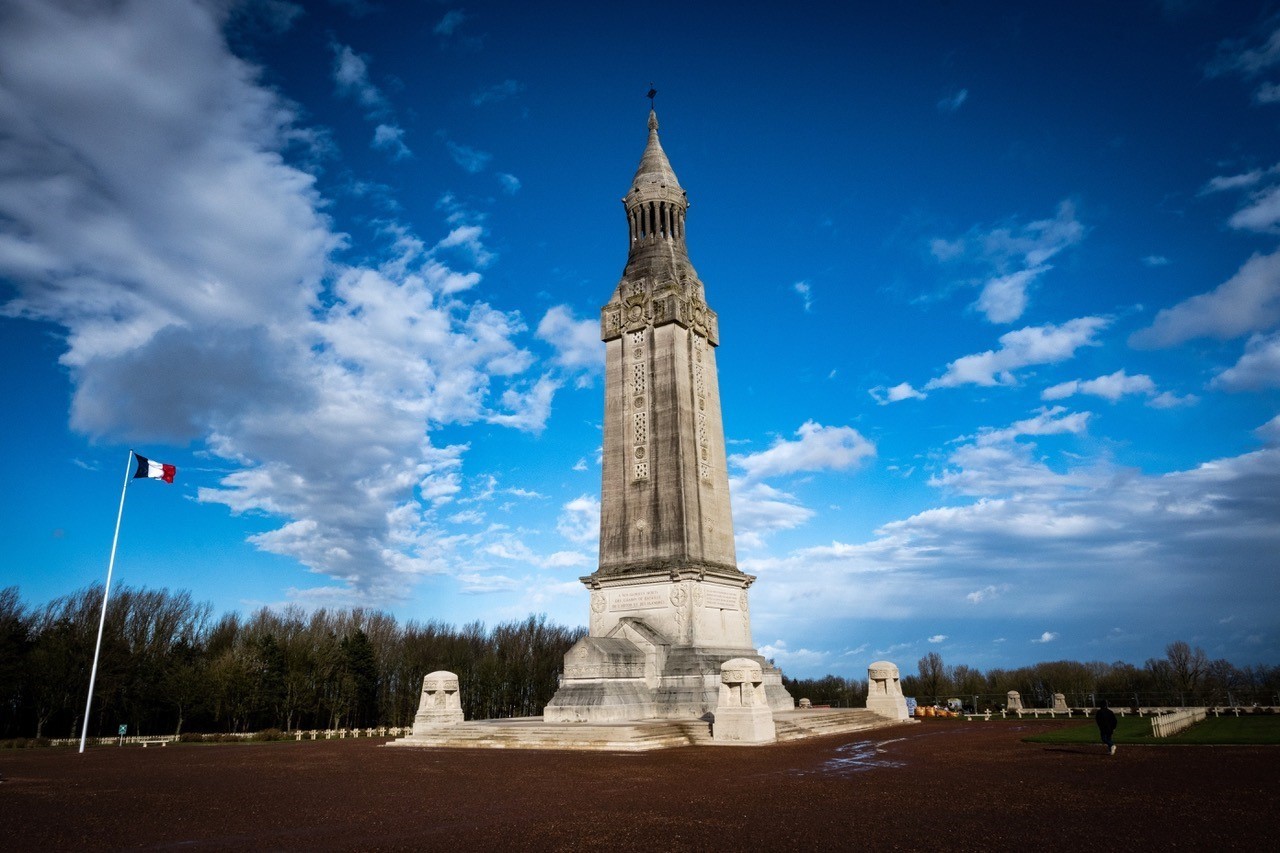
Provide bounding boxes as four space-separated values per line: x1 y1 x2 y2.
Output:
1096 699 1118 755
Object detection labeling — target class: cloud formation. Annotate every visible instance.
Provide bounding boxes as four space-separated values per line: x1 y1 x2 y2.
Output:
744 412 1280 642
930 201 1085 323
0 0 550 602
925 317 1110 389
1130 250 1280 347
730 421 876 480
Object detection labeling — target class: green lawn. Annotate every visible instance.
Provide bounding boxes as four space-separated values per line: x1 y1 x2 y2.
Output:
1023 715 1280 745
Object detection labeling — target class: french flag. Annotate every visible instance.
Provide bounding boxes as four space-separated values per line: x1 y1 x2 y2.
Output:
133 454 176 484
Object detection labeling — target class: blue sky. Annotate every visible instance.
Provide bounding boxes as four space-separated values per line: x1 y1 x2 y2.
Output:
1 0 1278 678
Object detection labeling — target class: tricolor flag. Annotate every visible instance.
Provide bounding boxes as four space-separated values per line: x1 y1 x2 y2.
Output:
133 454 177 484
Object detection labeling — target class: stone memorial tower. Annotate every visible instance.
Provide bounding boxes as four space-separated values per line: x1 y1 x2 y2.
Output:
545 108 793 723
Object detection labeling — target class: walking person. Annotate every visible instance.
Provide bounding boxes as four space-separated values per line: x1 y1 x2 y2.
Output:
1096 699 1118 755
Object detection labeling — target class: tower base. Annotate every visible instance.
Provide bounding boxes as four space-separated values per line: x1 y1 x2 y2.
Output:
545 621 793 723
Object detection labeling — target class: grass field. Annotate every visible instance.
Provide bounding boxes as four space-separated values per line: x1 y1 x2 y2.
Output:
1023 715 1280 745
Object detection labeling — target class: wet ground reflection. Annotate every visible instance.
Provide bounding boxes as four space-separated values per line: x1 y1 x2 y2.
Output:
798 738 908 776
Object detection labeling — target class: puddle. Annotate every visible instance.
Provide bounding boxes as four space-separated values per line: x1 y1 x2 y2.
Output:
798 738 907 776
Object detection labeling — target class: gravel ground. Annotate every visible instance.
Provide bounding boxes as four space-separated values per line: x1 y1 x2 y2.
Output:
0 719 1273 851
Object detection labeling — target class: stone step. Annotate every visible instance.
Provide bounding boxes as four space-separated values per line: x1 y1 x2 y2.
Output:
386 709 903 751
773 709 900 741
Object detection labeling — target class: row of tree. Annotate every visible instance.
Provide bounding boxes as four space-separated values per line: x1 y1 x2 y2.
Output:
783 643 1280 711
0 585 583 740
4 584 1277 739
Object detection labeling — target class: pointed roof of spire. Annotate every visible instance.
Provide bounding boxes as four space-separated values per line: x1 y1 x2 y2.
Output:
630 109 683 193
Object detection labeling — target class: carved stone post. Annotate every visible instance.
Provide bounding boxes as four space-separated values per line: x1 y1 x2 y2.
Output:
712 658 775 744
865 660 910 721
411 671 465 734
1006 690 1023 711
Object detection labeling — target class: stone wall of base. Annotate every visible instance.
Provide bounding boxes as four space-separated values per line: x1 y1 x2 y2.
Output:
546 641 794 723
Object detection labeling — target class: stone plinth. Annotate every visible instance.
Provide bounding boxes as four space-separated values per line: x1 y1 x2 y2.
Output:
712 658 775 744
1006 690 1023 711
411 671 464 734
865 660 910 721
1052 693 1068 713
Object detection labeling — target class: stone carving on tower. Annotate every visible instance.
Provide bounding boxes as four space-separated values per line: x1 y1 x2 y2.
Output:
545 107 793 723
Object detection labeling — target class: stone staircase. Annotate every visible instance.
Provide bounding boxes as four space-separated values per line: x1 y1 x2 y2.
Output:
773 708 903 741
386 708 904 752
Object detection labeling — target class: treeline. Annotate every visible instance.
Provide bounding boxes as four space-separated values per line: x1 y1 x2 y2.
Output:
0 585 583 740
782 643 1280 711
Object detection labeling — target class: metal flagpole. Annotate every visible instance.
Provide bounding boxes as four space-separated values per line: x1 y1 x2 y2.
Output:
79 450 134 754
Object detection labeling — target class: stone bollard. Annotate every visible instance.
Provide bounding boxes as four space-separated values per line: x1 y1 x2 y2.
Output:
865 660 910 721
712 659 776 744
798 698 812 709
411 670 465 735
1052 693 1068 713
1006 690 1023 712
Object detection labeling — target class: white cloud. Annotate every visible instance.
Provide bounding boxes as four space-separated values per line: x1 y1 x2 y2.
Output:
1041 369 1157 403
931 201 1084 324
331 43 412 164
966 584 1008 604
445 140 492 174
937 89 968 113
926 316 1110 389
0 0 547 603
757 639 829 669
927 634 947 643
730 421 876 480
1200 163 1280 233
433 10 466 37
497 172 521 194
472 79 524 106
1141 255 1170 267
971 406 1090 446
486 374 559 433
929 237 965 261
536 305 603 387
793 281 813 312
1032 631 1059 644
1211 27 1280 77
1230 184 1280 233
433 224 494 269
542 550 589 568
1148 390 1200 409
729 479 815 549
1212 331 1280 390
331 43 385 112
1201 169 1266 194
556 495 600 545
976 268 1040 323
1256 82 1280 104
372 123 411 159
1257 414 1280 444
869 382 927 405
1130 250 1280 347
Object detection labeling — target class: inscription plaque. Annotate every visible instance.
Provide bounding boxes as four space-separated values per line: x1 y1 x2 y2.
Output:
610 588 667 611
704 588 740 610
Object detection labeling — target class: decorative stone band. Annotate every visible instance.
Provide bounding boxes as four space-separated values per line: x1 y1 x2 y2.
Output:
600 290 719 346
721 663 763 686
423 675 459 693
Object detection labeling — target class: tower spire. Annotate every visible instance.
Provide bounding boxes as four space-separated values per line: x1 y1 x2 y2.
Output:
621 104 691 286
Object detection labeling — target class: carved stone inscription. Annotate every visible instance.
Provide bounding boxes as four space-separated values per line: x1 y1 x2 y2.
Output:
565 662 644 679
704 588 740 610
610 588 667 612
